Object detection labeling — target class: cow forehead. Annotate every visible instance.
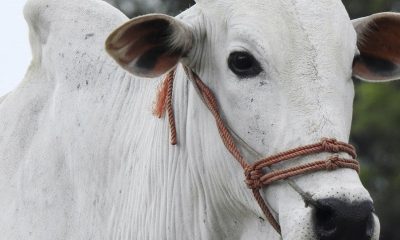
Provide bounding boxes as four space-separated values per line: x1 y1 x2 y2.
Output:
203 0 355 49
199 0 357 79
204 0 349 18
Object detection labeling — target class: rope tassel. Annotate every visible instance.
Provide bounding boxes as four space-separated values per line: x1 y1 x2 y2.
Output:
154 70 177 145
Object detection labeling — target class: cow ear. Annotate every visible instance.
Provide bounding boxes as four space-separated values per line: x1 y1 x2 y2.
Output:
352 12 400 82
106 14 193 78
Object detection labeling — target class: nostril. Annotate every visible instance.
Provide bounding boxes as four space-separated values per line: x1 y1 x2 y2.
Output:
315 205 337 238
366 214 375 238
313 198 375 240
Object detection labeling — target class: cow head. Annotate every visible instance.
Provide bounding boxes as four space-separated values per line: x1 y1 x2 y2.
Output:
106 1 400 239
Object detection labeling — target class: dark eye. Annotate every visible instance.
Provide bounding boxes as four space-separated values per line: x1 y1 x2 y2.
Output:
228 51 263 78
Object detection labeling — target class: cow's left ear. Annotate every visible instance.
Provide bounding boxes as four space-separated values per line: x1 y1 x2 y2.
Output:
106 14 193 78
352 12 400 82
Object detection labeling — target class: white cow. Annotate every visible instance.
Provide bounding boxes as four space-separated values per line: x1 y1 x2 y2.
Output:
0 0 399 239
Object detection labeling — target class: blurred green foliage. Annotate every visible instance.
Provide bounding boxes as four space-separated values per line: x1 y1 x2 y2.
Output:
343 0 400 18
343 2 400 240
110 0 400 239
352 80 400 240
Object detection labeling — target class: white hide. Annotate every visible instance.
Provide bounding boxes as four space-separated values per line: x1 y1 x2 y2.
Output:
0 0 380 240
180 1 375 239
0 1 260 239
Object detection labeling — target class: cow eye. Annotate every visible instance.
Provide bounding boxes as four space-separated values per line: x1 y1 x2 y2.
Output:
228 51 262 78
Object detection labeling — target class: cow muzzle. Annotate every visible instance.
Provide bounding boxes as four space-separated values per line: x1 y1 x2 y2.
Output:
313 198 375 240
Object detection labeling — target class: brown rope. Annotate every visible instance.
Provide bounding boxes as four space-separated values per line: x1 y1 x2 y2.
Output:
154 70 177 145
153 74 170 118
155 68 360 234
252 189 281 232
245 156 360 189
193 75 249 169
166 71 177 145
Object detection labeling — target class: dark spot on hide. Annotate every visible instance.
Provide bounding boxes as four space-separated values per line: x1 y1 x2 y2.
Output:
77 83 81 89
85 33 95 40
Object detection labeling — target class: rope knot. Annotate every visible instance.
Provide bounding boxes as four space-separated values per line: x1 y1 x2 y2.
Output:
244 166 263 189
325 156 340 171
321 138 340 153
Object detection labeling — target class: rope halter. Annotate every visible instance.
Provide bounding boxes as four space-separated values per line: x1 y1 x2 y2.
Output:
154 67 360 234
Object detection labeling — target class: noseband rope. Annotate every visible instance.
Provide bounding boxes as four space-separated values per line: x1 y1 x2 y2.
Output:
154 67 360 234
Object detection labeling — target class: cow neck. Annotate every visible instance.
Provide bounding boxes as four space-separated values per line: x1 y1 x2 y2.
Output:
154 66 360 235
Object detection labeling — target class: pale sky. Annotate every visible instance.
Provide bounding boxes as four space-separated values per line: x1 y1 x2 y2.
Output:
0 0 31 96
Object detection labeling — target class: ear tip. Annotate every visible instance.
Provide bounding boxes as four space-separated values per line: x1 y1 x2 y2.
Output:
356 12 400 31
370 12 400 19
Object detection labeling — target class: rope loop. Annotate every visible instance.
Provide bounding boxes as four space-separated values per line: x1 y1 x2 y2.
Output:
325 156 340 171
244 166 263 189
321 138 341 153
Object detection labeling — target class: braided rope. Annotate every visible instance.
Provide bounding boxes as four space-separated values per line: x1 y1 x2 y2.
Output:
155 70 177 145
156 68 360 234
166 71 177 145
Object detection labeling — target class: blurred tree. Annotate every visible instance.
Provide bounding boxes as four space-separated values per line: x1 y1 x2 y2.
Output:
343 0 400 18
103 0 400 239
352 80 400 240
343 1 400 240
105 0 194 17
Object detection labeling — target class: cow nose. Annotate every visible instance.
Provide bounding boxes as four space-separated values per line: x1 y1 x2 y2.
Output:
313 198 375 240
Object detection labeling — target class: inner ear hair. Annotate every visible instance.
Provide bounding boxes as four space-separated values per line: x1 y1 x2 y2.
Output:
355 13 400 65
106 14 193 77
